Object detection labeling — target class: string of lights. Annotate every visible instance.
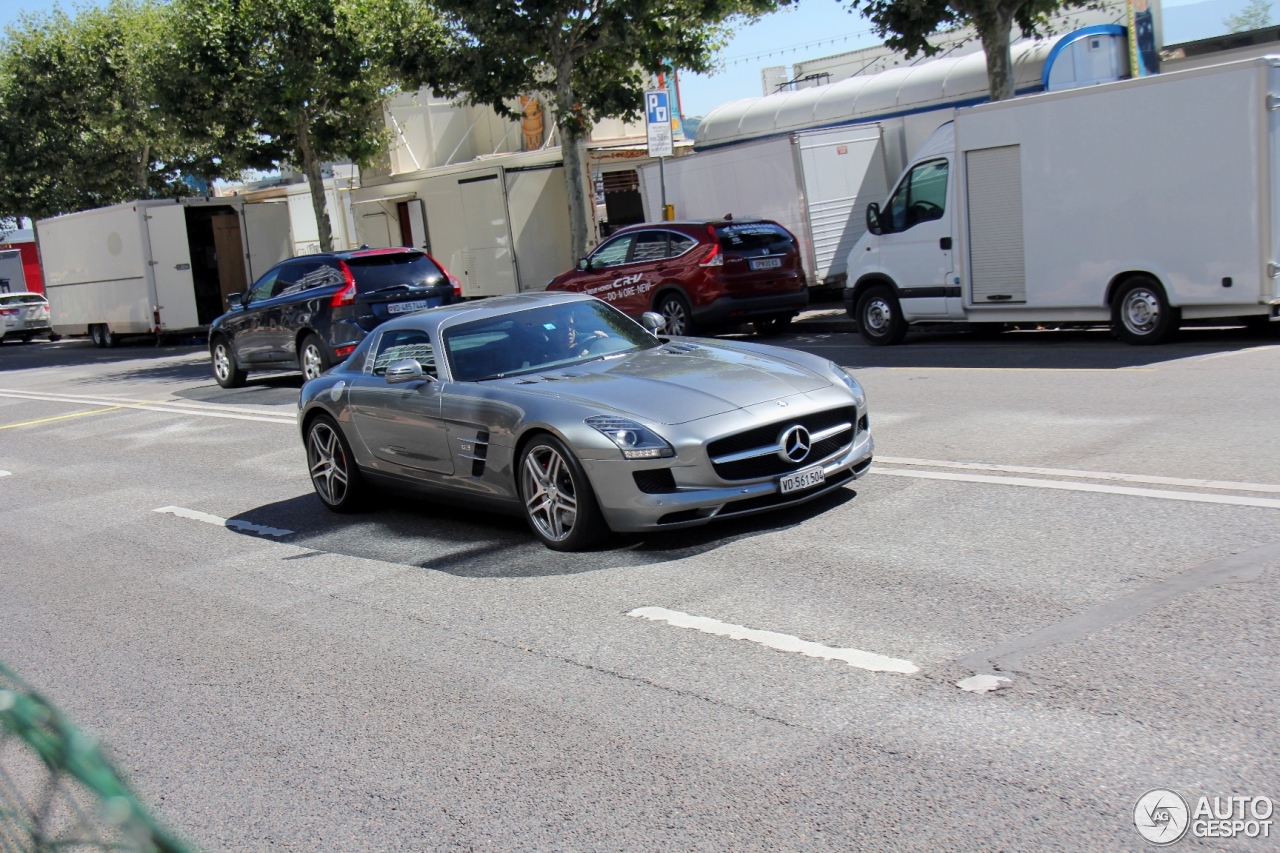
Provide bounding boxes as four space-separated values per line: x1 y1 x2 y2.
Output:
719 26 882 66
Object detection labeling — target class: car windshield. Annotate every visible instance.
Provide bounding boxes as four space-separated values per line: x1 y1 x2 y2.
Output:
444 300 659 381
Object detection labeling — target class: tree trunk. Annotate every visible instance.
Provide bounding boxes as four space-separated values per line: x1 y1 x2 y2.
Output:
561 124 592 261
136 143 150 194
977 8 1016 102
297 118 334 253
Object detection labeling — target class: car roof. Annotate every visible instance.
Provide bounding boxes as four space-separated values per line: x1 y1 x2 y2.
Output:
0 291 45 299
377 291 598 335
607 218 776 236
273 247 426 265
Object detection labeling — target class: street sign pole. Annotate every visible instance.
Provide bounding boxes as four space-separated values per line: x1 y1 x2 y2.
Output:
645 89 675 220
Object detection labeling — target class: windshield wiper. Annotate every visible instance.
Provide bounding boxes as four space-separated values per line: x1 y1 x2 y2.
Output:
365 284 415 295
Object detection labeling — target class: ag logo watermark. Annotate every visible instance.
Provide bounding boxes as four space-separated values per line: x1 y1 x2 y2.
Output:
1134 789 1273 844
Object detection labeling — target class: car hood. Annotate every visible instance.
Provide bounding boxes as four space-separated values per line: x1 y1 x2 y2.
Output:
492 340 830 424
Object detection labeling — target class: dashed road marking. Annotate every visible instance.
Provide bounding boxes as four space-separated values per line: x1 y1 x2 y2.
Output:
628 606 919 674
0 470 10 478
877 456 1280 495
875 468 1280 510
154 505 294 537
0 389 295 425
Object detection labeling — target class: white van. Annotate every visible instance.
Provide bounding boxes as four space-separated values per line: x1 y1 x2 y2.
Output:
844 56 1280 344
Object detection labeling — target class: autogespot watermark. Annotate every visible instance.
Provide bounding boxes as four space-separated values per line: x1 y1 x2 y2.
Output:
1134 789 1274 845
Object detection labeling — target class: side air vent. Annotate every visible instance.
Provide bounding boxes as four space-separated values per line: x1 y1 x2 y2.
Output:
633 468 678 493
456 430 490 476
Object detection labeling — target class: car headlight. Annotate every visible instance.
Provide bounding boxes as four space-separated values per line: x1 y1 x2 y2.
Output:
832 363 867 408
585 416 675 459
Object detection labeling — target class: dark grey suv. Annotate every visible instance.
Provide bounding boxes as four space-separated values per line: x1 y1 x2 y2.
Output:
209 248 461 388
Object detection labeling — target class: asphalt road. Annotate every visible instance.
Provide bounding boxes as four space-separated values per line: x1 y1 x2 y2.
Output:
1 326 1278 851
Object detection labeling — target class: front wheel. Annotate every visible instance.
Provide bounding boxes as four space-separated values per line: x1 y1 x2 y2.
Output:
210 337 247 388
1112 276 1178 345
856 285 908 346
655 291 696 337
518 434 607 551
299 333 330 382
306 415 365 512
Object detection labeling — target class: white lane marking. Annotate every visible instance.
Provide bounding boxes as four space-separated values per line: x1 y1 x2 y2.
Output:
628 607 919 674
1171 344 1280 363
0 390 294 425
153 505 294 537
956 674 1012 694
0 470 10 478
876 468 1280 510
876 456 1280 494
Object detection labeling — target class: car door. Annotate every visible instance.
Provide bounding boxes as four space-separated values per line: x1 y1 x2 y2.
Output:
571 233 635 307
616 230 668 316
264 259 329 363
347 327 452 475
875 158 953 317
226 269 281 363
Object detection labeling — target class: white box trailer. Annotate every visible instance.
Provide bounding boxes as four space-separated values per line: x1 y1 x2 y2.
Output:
844 56 1280 345
0 249 25 292
37 198 293 345
637 124 900 289
350 149 573 297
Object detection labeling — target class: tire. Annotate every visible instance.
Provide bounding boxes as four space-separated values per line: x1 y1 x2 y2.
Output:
299 333 330 382
856 285 908 346
1112 276 1178 345
210 337 247 388
306 415 365 512
48 332 61 342
1242 314 1274 334
19 335 33 344
753 314 793 337
518 434 607 551
655 291 696 336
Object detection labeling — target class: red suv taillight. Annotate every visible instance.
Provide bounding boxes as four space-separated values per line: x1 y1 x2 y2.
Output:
331 261 357 307
698 243 723 267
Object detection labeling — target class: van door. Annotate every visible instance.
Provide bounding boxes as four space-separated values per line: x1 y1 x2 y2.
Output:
457 172 519 297
241 202 293 282
873 159 954 318
145 205 199 330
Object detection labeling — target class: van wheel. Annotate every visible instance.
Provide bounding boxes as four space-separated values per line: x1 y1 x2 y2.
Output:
211 337 247 388
656 291 696 336
299 333 330 382
856 285 908 346
1112 276 1178 345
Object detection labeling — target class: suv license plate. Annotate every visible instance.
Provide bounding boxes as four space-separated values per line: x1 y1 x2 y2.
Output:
387 300 429 315
750 257 782 271
780 465 824 494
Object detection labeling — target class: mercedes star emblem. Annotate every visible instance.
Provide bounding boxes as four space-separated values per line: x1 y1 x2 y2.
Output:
777 425 812 463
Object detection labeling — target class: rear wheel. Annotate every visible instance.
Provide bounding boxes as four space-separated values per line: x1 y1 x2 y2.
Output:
518 434 607 551
1112 276 1178 345
210 337 247 388
753 314 793 337
90 324 117 348
306 415 364 512
655 291 696 336
299 333 330 382
856 285 908 346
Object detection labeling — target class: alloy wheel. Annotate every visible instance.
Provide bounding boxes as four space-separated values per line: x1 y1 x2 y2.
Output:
661 300 688 335
307 422 350 506
302 344 325 381
522 445 578 542
213 344 232 382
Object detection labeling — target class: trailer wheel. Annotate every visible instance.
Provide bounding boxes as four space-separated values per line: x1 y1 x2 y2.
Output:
1112 276 1178 345
856 285 908 346
90 324 118 348
211 336 247 388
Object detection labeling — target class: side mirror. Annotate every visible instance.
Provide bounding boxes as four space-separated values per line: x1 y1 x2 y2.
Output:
640 311 667 333
866 203 884 236
576 257 591 272
385 358 434 384
227 292 244 308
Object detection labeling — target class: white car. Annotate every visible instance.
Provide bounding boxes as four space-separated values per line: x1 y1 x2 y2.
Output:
0 292 54 343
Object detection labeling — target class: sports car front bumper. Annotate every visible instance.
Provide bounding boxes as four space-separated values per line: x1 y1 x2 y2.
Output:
582 428 873 532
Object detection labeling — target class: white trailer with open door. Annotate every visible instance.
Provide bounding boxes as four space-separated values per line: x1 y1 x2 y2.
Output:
350 148 572 296
637 124 895 290
38 197 293 345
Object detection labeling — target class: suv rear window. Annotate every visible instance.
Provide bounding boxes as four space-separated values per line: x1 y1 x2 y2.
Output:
0 294 47 305
714 222 794 253
347 252 445 293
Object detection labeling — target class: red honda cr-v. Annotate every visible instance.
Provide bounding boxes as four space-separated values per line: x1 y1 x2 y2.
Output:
545 219 808 336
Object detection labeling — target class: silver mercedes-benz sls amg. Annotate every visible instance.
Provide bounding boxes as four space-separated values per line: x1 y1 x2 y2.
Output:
297 292 873 550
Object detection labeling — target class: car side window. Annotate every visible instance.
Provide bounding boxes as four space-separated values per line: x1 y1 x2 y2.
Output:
668 234 697 257
630 231 669 263
276 261 329 298
590 235 634 268
245 269 281 304
885 159 949 233
371 329 436 376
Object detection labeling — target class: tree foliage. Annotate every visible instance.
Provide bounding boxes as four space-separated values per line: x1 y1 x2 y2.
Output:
843 0 1091 101
430 0 784 257
164 0 446 251
1225 0 1272 32
0 1 227 223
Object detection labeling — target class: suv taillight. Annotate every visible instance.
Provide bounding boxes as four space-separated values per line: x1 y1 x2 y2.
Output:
330 261 357 307
698 243 723 267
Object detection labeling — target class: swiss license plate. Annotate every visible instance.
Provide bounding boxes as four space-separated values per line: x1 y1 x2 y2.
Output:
24 320 48 329
750 257 782 271
780 465 824 494
387 300 429 315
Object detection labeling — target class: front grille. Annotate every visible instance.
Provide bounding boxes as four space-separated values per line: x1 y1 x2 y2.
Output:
633 468 678 493
708 406 857 481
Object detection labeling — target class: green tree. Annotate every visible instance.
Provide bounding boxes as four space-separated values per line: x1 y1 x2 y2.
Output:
842 0 1089 102
1225 0 1272 31
431 0 782 259
0 1 225 224
167 0 446 251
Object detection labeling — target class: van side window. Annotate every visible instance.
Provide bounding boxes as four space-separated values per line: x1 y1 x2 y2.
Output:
885 159 949 233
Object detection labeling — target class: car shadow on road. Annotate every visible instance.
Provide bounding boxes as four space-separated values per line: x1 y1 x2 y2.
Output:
0 338 207 374
785 324 1279 370
226 487 856 578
